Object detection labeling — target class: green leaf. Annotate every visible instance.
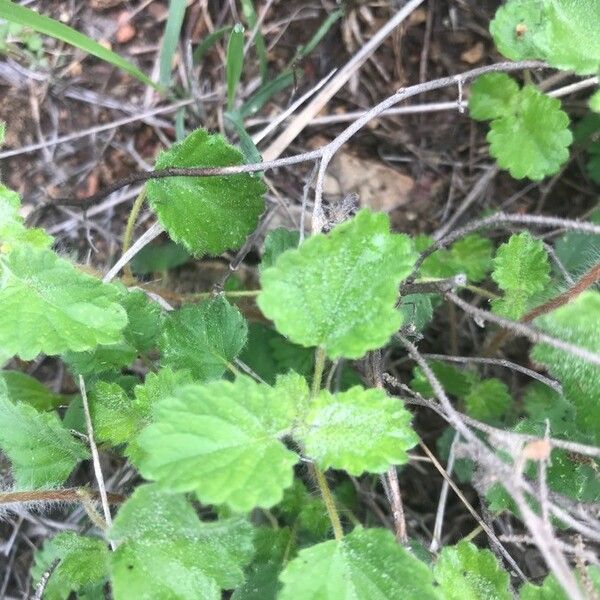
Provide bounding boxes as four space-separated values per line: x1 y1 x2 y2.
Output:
64 343 137 377
491 232 550 319
131 241 190 274
159 297 247 380
0 183 52 251
299 386 418 475
239 323 313 385
433 540 511 600
158 0 187 88
146 128 266 257
261 227 300 272
449 234 493 283
31 532 109 600
193 25 233 65
531 291 600 442
590 89 600 113
0 121 5 146
464 378 511 424
0 379 89 487
490 0 600 75
90 381 140 447
554 208 600 277
0 370 65 411
398 293 435 332
523 382 575 435
0 1 157 88
487 85 572 180
469 73 520 121
226 24 245 110
0 245 128 359
240 0 268 81
231 527 294 600
279 527 439 600
110 484 254 600
276 480 330 539
411 360 476 399
520 566 600 599
137 377 299 511
258 209 417 359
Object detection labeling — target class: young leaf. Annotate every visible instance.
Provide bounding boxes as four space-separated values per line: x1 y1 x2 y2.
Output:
0 245 128 359
531 291 600 442
260 227 300 272
449 234 493 283
118 286 161 352
279 527 439 600
137 377 299 511
0 0 157 87
226 24 245 110
469 73 520 121
146 128 266 256
464 378 511 424
0 183 52 251
491 231 550 319
159 297 247 380
433 540 511 600
490 0 600 75
299 386 418 475
31 532 109 600
487 85 572 181
0 370 65 411
90 382 141 447
258 209 417 359
110 485 254 600
0 380 89 487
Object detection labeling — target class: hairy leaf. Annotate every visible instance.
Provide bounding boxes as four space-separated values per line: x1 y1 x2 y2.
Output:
434 540 511 600
258 209 417 359
31 532 109 600
110 485 254 600
411 361 476 399
159 297 247 380
487 86 572 180
469 73 520 121
0 380 89 487
146 128 266 256
0 245 128 359
491 232 550 319
464 378 511 424
520 566 600 599
279 527 439 599
137 377 298 511
300 386 418 475
490 0 600 75
131 241 190 274
260 227 300 272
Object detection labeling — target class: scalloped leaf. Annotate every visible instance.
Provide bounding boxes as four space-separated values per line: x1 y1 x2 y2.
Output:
0 245 128 360
137 376 299 511
109 484 254 600
258 209 417 359
146 128 266 256
469 73 520 121
464 378 511 424
531 291 600 443
487 85 572 180
0 379 89 487
490 0 600 75
434 540 511 600
491 231 550 319
299 386 418 475
31 532 109 600
0 183 52 251
159 297 247 380
279 527 439 600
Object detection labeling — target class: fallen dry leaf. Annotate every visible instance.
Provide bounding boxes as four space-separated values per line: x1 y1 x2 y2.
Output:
461 42 484 64
522 439 552 462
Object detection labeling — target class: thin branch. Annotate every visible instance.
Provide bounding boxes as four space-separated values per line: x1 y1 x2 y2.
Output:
422 353 563 394
51 61 547 209
0 488 124 506
445 291 600 367
78 376 114 548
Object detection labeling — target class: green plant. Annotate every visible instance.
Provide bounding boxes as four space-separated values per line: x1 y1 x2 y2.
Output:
1 3 600 600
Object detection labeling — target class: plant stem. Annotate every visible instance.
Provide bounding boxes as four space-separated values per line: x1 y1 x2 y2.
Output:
188 289 260 300
309 345 343 539
311 346 326 397
313 465 344 541
121 187 147 280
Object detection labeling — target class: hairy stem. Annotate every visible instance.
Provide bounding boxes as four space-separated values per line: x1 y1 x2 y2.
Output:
121 187 147 280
